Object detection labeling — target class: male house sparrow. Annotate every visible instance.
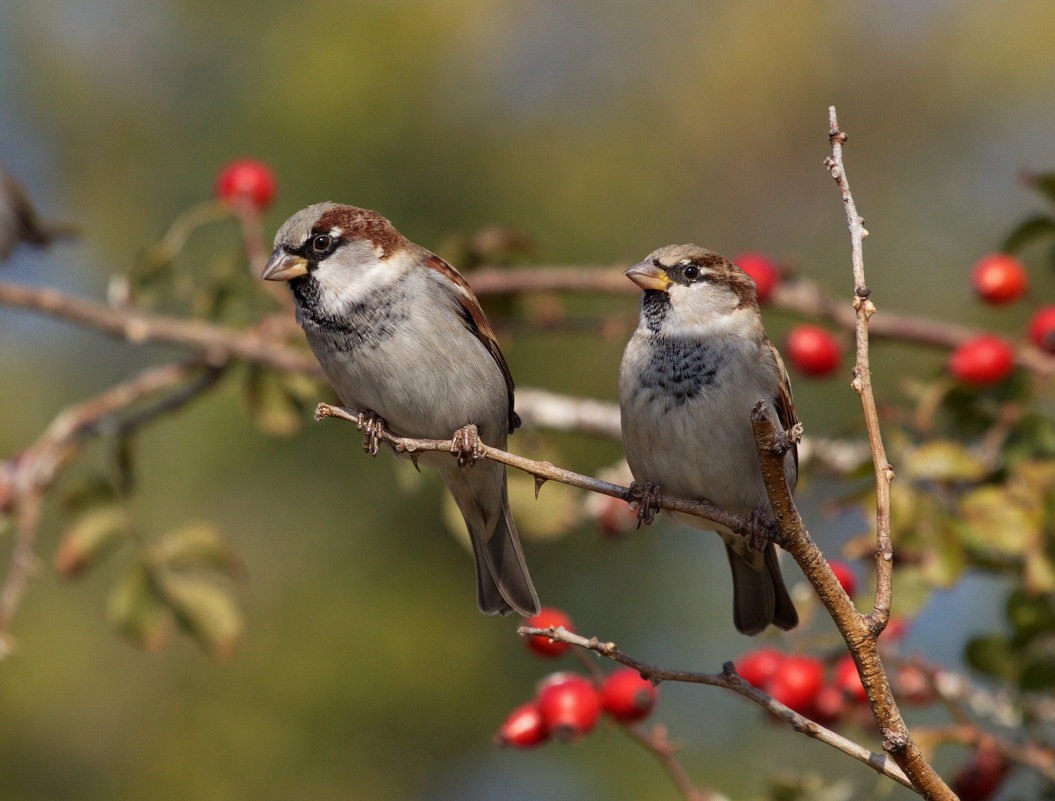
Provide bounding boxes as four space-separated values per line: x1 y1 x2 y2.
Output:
262 202 540 617
619 244 798 635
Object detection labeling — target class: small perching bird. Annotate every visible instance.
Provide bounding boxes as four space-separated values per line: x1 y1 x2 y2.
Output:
619 244 799 635
262 202 540 617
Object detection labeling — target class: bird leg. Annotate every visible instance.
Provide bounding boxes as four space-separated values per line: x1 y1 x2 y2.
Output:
450 424 485 467
737 508 778 552
626 481 662 528
356 411 387 456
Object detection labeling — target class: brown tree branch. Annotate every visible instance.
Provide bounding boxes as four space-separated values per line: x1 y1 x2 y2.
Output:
744 106 953 800
519 625 912 790
0 280 320 376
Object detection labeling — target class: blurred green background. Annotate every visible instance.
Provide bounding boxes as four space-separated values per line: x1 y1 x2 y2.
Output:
2 2 1054 799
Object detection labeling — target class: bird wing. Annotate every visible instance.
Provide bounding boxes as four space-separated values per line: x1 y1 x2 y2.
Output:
424 253 519 433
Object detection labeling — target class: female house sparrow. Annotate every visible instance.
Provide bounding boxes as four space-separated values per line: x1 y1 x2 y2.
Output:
619 244 798 635
261 202 540 617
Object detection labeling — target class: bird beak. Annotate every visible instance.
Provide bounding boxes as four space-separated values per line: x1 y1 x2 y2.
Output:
261 250 309 282
624 261 669 292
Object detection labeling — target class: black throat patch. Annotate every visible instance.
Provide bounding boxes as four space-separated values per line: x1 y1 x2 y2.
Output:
641 290 671 333
290 273 408 351
638 336 726 408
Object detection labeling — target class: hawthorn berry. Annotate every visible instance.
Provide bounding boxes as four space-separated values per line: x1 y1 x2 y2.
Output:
495 701 548 748
833 655 867 704
786 324 842 377
601 668 658 723
948 335 1014 385
808 683 846 727
828 559 857 597
1028 305 1055 353
952 746 1011 801
894 663 935 706
215 158 277 211
734 252 780 304
971 253 1028 305
736 648 785 688
766 655 824 714
523 607 574 658
536 673 602 742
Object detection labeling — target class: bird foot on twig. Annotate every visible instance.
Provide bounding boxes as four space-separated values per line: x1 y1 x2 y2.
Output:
356 411 387 456
450 424 485 467
737 508 777 552
626 481 662 528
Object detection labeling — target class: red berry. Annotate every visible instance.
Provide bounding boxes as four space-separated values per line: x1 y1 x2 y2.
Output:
894 664 935 706
971 253 1028 305
786 325 842 377
808 683 847 726
948 335 1015 385
215 158 277 211
736 648 785 688
828 559 857 597
601 668 658 723
523 607 574 658
495 701 548 748
952 746 1011 801
766 655 825 714
536 673 602 742
734 252 780 304
1028 305 1055 353
882 616 910 643
833 655 867 703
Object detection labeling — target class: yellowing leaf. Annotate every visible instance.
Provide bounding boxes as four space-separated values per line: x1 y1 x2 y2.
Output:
55 505 132 578
149 522 241 576
903 441 988 483
107 564 173 653
160 574 243 662
957 486 1036 554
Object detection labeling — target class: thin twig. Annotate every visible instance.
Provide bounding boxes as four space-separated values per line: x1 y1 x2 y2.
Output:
518 625 912 790
620 725 713 801
313 402 747 533
824 107 895 632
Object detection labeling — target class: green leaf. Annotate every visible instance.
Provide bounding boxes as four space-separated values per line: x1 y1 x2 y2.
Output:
160 574 243 661
107 564 173 653
149 522 241 576
965 634 1017 680
1006 589 1055 647
1001 215 1055 254
54 505 132 578
1026 172 1055 206
1020 657 1055 691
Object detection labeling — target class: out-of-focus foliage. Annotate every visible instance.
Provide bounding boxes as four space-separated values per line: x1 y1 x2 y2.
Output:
3 3 1055 801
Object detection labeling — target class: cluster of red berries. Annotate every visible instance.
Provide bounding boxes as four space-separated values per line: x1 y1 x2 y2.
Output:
949 253 1054 385
735 645 932 728
735 252 844 378
737 250 1055 386
496 608 658 748
214 158 278 211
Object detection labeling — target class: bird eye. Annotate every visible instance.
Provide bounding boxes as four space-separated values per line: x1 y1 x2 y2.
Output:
683 263 701 280
310 234 332 253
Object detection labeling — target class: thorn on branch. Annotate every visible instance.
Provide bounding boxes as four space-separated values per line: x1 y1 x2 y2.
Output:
533 475 547 499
